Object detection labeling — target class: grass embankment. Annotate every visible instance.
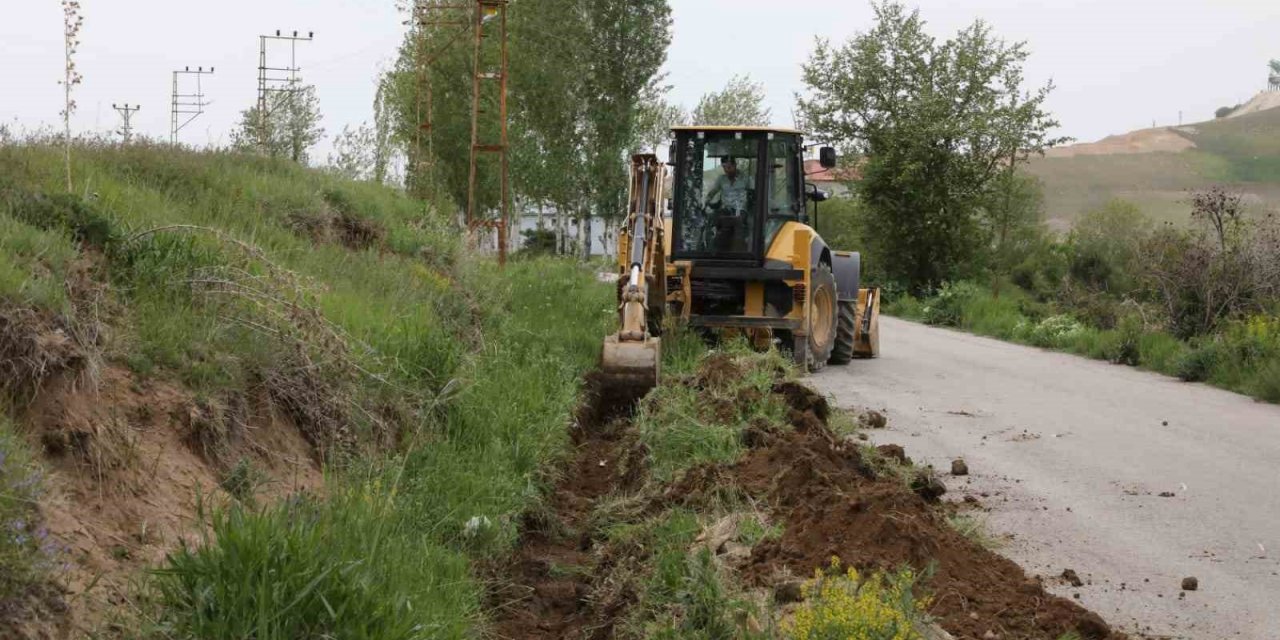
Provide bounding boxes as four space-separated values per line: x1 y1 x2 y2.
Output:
887 282 1280 403
0 141 613 637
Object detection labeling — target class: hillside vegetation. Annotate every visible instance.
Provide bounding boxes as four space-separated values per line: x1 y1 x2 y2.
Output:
1028 103 1280 226
0 140 613 637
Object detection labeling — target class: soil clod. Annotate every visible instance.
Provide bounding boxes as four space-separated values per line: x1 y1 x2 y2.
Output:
1181 576 1199 591
859 409 887 429
951 458 970 476
911 468 948 502
1063 568 1085 587
876 443 910 464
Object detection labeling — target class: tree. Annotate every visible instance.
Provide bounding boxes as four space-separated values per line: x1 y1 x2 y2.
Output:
371 76 399 185
1191 187 1244 251
690 74 770 127
328 123 376 181
231 85 325 164
798 2 1066 291
1270 59 1280 91
982 172 1045 282
578 0 673 258
634 79 687 153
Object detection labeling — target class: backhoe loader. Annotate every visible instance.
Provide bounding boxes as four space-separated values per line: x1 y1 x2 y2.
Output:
601 126 880 392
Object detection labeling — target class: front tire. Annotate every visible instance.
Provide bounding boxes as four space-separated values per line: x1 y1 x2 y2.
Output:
805 263 838 372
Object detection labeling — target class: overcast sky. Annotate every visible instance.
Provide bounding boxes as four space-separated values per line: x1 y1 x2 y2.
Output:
2 0 1276 156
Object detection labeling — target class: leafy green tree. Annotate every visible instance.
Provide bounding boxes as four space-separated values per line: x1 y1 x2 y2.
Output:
799 2 1065 291
578 0 673 257
982 172 1046 281
690 74 770 127
232 85 325 164
635 79 687 153
328 123 376 181
388 0 671 258
1269 59 1280 91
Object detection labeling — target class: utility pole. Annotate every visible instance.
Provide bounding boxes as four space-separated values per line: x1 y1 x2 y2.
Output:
410 1 472 195
171 66 214 145
257 30 314 154
411 0 511 266
466 0 511 265
112 103 140 144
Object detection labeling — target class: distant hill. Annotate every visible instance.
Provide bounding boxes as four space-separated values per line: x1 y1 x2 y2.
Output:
1026 92 1280 229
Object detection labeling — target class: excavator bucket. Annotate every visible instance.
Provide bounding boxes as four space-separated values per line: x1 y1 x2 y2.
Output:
853 288 881 359
600 334 661 394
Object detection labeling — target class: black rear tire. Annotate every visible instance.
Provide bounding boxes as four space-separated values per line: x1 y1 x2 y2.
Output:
829 300 857 365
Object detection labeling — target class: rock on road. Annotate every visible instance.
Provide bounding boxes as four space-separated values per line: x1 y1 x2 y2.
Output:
811 317 1280 640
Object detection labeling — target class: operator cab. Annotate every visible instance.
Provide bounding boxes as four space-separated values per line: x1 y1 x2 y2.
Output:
669 126 835 264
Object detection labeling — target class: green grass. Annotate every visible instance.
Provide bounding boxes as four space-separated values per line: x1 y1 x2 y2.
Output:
0 415 51 605
633 342 790 482
602 508 770 640
945 513 1002 550
146 258 613 638
0 141 615 638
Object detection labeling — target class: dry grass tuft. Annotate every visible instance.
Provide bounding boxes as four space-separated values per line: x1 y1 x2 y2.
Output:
0 305 85 400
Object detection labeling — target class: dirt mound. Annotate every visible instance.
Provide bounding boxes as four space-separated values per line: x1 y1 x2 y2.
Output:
724 394 1119 639
1226 91 1280 119
1044 127 1195 158
13 366 323 637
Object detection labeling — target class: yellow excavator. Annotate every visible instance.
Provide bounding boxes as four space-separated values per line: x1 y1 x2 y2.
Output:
601 126 880 392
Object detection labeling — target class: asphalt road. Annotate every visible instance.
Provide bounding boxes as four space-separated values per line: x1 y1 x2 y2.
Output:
811 317 1280 640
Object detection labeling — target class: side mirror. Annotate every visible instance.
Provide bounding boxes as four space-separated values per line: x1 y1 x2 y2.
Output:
819 146 838 169
667 142 677 166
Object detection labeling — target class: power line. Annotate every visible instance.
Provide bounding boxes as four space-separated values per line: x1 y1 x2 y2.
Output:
112 102 140 144
171 66 214 145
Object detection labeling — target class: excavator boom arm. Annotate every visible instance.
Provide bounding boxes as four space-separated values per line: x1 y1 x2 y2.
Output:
600 154 666 392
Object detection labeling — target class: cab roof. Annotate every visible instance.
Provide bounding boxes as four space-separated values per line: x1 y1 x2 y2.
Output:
671 125 804 136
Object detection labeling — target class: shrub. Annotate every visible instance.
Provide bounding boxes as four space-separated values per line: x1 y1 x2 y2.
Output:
1010 240 1069 301
1015 314 1086 349
517 228 557 257
1175 342 1220 382
1137 331 1189 375
1138 208 1280 339
1253 360 1280 403
921 281 981 327
784 560 928 640
1100 314 1144 366
1067 200 1151 294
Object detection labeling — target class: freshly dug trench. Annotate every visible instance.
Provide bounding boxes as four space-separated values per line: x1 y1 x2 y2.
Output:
488 371 646 640
491 365 1124 640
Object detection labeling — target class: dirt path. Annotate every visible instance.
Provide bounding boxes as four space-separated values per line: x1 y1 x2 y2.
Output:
812 317 1280 640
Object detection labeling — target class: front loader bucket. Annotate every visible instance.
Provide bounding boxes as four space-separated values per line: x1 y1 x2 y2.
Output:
600 334 661 395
